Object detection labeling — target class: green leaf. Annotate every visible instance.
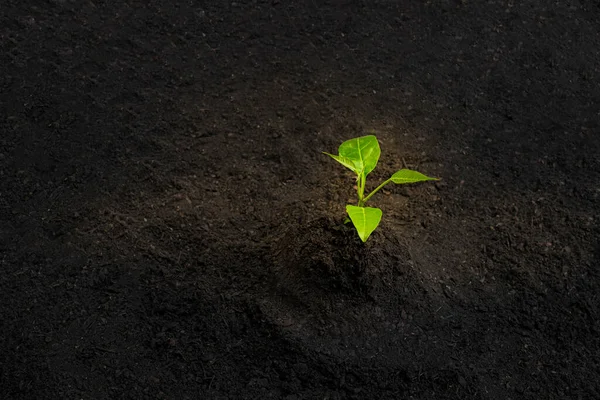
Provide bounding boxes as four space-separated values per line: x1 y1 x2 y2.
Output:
338 135 380 177
323 152 359 174
346 205 382 242
390 169 438 184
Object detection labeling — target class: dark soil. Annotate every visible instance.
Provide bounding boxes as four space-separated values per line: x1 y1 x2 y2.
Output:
1 1 599 399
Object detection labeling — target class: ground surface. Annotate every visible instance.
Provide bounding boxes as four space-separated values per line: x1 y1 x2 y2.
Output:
1 1 600 399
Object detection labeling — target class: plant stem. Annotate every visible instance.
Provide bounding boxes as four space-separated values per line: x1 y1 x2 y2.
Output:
357 173 366 206
362 178 392 204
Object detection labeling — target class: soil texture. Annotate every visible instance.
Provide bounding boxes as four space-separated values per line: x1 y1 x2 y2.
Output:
1 1 600 399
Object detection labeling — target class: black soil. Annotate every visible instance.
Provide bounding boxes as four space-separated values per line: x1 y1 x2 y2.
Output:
1 1 599 399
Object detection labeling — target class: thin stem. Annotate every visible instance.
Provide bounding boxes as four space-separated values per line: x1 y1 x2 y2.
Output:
362 178 392 204
357 173 366 206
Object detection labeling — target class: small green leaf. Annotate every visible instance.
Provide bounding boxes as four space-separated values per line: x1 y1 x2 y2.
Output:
323 152 358 174
390 169 438 184
338 135 380 177
346 205 382 242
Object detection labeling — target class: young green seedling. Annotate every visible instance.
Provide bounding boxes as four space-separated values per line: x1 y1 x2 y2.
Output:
324 135 438 242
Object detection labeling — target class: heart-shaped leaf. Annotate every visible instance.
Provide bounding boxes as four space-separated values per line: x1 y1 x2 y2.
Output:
346 205 382 242
390 169 438 184
338 135 380 177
